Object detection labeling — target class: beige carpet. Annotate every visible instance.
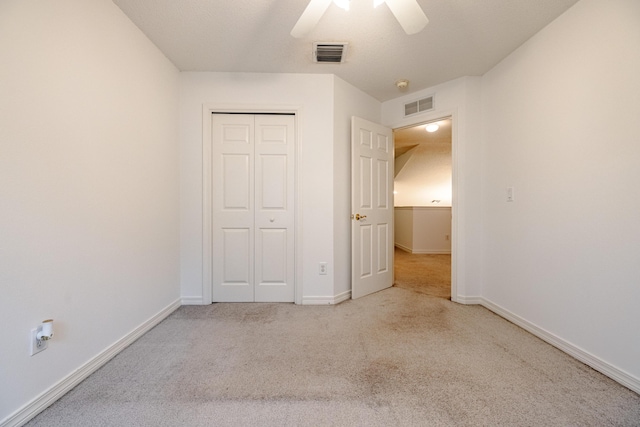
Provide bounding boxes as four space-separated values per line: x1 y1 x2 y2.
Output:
26 288 640 426
394 247 451 299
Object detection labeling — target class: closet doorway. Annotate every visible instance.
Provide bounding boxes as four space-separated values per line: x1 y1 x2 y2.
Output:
211 113 295 302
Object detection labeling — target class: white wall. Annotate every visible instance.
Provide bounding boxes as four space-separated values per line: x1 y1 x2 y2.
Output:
179 72 347 303
481 0 640 386
382 76 484 301
0 0 180 423
333 77 381 299
394 208 414 251
394 207 451 254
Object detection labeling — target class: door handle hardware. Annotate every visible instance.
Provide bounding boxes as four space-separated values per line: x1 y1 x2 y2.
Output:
353 213 367 221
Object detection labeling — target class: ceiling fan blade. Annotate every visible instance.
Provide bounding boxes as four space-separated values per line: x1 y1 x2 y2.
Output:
290 0 333 38
385 0 429 35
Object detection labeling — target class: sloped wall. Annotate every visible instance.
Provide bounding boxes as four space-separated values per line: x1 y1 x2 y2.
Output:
394 142 452 207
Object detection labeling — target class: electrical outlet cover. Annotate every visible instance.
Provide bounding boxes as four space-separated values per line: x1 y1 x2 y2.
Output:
30 327 48 356
319 262 328 275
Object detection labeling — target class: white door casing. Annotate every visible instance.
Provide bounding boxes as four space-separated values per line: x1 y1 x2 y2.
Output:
212 114 295 302
351 116 394 299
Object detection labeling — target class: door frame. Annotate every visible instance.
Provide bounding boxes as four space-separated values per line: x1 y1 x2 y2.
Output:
390 108 459 301
202 104 303 304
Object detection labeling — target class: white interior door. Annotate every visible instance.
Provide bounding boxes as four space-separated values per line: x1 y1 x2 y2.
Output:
212 114 295 302
351 116 394 299
254 115 295 302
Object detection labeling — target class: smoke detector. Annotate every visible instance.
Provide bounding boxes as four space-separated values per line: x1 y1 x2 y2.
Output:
396 79 409 90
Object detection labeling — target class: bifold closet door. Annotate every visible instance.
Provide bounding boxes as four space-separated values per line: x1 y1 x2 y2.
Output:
211 114 295 302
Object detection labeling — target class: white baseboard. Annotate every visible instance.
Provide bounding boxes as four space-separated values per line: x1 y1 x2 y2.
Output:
1 299 182 427
181 296 206 305
394 243 412 253
479 297 640 395
452 295 483 305
394 244 451 255
302 290 351 305
333 290 351 304
185 293 352 306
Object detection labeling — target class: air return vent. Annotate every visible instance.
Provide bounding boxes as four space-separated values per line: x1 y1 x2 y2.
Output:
313 42 348 63
404 95 434 116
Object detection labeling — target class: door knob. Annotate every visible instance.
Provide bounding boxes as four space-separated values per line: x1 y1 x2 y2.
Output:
353 213 367 221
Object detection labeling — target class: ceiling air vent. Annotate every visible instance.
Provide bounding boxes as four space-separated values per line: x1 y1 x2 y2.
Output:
404 95 434 116
313 42 348 63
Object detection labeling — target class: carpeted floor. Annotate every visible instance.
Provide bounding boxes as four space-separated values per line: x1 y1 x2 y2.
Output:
394 247 451 299
27 288 640 426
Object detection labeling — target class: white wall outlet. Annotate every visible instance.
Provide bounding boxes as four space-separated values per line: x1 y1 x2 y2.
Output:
507 186 514 202
319 262 328 275
30 327 48 356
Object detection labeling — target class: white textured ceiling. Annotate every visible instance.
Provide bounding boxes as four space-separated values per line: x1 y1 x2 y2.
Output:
112 0 579 101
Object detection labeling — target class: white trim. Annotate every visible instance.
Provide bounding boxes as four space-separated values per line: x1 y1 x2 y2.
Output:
479 297 640 395
394 243 412 253
202 104 303 305
294 110 304 305
181 296 205 305
395 244 451 255
0 299 181 427
453 295 483 305
391 109 460 302
303 290 351 305
333 290 352 304
202 105 213 305
395 206 452 211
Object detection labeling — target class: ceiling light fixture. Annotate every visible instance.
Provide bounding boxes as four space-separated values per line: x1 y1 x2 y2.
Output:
333 0 350 11
426 123 439 132
335 0 388 11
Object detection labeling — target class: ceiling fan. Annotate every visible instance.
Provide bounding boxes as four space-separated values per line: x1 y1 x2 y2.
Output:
291 0 429 38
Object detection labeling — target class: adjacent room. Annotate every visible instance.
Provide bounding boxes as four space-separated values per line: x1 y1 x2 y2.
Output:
393 118 452 299
2 0 639 425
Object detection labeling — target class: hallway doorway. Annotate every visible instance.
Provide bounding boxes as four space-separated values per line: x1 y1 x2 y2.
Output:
392 118 452 299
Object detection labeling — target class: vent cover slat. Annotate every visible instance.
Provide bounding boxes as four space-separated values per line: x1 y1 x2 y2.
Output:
404 95 434 116
313 42 348 64
404 101 418 116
